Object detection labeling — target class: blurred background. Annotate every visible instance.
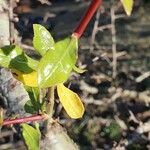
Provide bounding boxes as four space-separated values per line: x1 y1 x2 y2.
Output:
0 0 150 149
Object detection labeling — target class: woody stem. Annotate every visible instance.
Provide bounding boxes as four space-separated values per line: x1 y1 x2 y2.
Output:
73 0 103 39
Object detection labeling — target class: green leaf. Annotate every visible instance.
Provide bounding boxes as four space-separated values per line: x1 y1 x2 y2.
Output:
0 45 22 68
25 55 39 71
24 87 41 113
27 87 40 103
120 0 133 16
33 24 55 56
73 65 87 74
38 36 78 88
10 53 38 73
34 122 41 136
22 124 40 150
24 100 36 114
0 45 39 73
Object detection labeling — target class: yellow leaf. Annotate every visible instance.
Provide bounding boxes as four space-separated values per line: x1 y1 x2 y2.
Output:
57 84 84 119
120 0 133 16
12 69 38 87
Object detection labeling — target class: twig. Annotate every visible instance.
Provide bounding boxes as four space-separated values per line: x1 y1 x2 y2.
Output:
80 80 98 94
83 89 150 107
73 0 103 39
21 43 35 51
2 114 48 126
115 14 126 19
37 0 51 5
129 110 140 124
111 5 117 78
44 86 55 134
137 110 150 120
97 24 112 31
136 71 150 83
46 86 55 118
90 8 101 51
136 121 150 134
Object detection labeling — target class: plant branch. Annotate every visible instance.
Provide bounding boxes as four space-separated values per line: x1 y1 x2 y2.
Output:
90 7 101 51
111 5 117 78
46 86 55 118
2 114 48 126
73 0 103 39
43 86 55 134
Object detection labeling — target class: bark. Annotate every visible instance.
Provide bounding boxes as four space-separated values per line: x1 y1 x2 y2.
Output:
0 0 10 46
0 0 29 117
0 68 29 116
40 120 79 150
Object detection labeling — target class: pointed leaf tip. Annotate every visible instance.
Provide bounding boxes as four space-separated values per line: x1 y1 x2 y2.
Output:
33 24 54 56
73 65 87 74
120 0 134 16
22 124 40 150
57 84 85 119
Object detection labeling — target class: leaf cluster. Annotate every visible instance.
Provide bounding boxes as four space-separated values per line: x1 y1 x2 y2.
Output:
0 24 85 150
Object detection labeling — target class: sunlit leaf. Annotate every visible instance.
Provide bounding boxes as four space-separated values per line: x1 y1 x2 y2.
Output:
57 84 84 119
12 69 38 87
0 45 22 68
22 124 40 150
0 45 38 73
120 0 133 16
33 24 55 56
38 36 78 88
10 53 38 73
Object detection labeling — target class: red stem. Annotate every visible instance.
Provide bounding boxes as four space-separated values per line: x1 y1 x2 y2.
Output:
73 0 103 39
2 114 46 126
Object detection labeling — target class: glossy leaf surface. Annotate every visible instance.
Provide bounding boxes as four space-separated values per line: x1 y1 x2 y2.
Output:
38 36 78 88
33 24 54 56
120 0 133 16
57 84 84 119
22 123 40 150
0 45 22 68
0 45 38 73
